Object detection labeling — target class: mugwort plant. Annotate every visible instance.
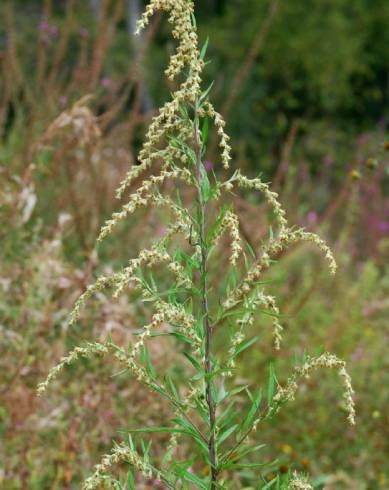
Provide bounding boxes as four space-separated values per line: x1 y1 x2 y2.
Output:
38 1 355 488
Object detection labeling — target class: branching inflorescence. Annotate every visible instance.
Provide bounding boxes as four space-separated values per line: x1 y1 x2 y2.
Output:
38 1 355 488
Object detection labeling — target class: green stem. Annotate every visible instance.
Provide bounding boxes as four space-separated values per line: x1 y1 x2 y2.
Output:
194 100 217 488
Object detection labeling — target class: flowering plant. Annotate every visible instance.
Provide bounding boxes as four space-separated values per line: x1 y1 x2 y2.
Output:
38 1 355 488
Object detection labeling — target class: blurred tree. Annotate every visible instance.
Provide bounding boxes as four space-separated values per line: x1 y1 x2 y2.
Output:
127 0 154 112
1 0 388 176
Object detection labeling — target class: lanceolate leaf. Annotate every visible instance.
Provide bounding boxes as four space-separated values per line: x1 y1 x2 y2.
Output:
200 36 210 60
176 467 208 490
267 363 277 405
200 163 211 203
201 117 209 144
127 426 185 434
126 470 136 490
233 335 261 357
216 424 239 448
241 389 262 434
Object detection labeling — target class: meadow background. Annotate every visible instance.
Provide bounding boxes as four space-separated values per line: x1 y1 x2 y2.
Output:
0 0 388 488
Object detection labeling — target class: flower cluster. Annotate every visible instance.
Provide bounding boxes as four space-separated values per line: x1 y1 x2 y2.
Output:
37 342 109 395
129 300 200 358
274 353 356 425
201 102 231 169
222 226 336 313
99 168 192 241
83 441 154 490
114 247 192 297
230 170 288 231
215 210 242 265
69 246 191 325
289 472 314 490
38 339 166 402
225 288 283 376
116 0 234 205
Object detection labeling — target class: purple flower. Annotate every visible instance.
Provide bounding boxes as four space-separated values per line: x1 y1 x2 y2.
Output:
378 221 389 234
59 95 68 107
38 19 58 40
351 347 364 362
306 211 318 226
323 155 333 167
49 25 59 38
365 184 377 195
156 225 167 237
101 77 112 89
204 160 213 172
103 409 114 420
39 19 49 32
79 27 89 39
357 133 369 146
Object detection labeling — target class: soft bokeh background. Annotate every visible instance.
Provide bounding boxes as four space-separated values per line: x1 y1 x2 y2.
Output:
0 1 388 488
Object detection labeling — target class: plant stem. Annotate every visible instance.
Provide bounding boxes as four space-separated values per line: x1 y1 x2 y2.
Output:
194 101 217 488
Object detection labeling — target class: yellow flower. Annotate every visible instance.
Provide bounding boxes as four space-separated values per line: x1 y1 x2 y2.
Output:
301 457 310 468
365 158 378 169
281 444 293 455
350 170 361 180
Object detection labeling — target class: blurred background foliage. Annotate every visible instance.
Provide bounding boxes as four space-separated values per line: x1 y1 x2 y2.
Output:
0 0 388 489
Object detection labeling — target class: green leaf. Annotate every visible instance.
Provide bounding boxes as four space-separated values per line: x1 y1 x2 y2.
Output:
184 352 204 372
200 163 211 203
140 346 156 380
241 389 262 434
229 385 249 398
199 81 214 104
262 475 279 489
312 475 332 486
173 417 209 453
217 424 239 447
233 336 260 357
220 444 267 470
229 462 269 469
126 426 185 434
267 363 277 405
293 351 299 368
216 383 227 404
126 470 136 490
206 204 229 241
179 104 189 120
218 401 238 429
302 350 307 365
192 371 206 381
165 375 181 403
149 331 192 344
245 240 257 260
194 397 210 425
180 468 208 489
201 117 209 145
200 37 209 60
